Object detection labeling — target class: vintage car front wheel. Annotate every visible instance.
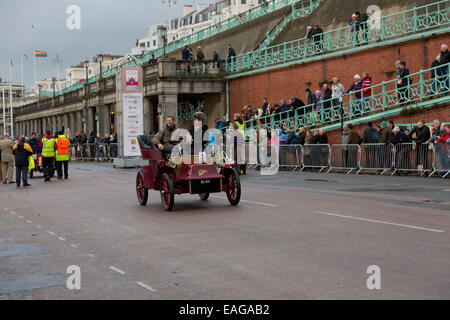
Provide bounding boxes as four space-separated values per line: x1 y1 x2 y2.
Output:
136 171 148 206
225 168 241 206
160 173 175 211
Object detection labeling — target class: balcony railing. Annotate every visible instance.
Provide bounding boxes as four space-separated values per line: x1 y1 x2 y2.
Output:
227 0 450 73
242 63 450 132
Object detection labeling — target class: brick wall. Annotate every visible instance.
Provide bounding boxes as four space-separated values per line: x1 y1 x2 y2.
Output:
228 33 450 116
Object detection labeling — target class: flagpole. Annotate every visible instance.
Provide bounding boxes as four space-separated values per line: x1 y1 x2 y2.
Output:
9 63 13 138
34 53 37 96
2 88 5 135
21 54 24 97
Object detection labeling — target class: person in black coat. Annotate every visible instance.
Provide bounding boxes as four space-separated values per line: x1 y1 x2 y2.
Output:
189 112 210 158
88 131 95 160
298 127 306 145
397 61 410 103
409 120 431 169
12 136 33 187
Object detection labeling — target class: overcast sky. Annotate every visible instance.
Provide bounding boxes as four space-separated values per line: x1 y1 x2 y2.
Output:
0 0 216 88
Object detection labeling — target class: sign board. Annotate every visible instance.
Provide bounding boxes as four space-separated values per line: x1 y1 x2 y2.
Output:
116 66 143 157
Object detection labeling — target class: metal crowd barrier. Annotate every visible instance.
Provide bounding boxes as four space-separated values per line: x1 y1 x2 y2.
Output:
391 143 434 176
429 144 450 178
357 143 395 174
69 143 118 161
327 144 361 174
279 144 303 170
301 144 330 172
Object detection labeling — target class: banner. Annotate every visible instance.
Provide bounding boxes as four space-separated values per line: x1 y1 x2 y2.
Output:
117 66 143 157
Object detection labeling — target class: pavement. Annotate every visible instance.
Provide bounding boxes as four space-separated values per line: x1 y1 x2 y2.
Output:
0 162 449 300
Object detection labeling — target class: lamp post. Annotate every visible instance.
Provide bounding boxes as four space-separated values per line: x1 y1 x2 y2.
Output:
162 0 176 32
97 54 103 78
52 77 56 98
161 26 168 57
84 60 89 84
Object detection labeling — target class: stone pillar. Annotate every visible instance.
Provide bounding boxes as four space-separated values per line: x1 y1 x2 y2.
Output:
143 97 151 134
63 113 69 137
98 105 111 136
51 116 57 135
76 111 83 134
86 107 94 135
69 112 75 137
158 94 178 130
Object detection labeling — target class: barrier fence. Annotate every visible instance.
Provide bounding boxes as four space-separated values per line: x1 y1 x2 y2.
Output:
69 143 118 161
271 143 448 178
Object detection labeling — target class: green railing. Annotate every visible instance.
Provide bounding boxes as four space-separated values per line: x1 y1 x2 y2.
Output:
140 0 322 64
242 63 450 132
40 0 321 98
261 0 322 48
227 0 450 73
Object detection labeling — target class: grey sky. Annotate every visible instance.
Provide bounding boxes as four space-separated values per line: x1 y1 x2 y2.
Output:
0 0 215 88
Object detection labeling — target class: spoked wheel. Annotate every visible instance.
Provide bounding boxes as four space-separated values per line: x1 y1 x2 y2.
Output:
199 193 210 201
225 168 241 206
160 173 175 211
136 171 148 206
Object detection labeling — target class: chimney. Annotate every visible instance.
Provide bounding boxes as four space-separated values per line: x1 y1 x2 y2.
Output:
183 4 194 16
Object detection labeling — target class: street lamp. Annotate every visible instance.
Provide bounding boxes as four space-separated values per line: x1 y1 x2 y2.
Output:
84 60 89 84
97 54 104 78
161 26 168 56
162 0 176 32
52 78 56 97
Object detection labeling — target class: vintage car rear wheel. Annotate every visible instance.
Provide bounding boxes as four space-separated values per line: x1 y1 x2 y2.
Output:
160 173 175 211
199 193 210 201
225 168 241 206
136 171 148 206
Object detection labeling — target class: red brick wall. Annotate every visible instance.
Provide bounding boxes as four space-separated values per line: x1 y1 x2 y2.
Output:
326 104 450 145
229 33 450 115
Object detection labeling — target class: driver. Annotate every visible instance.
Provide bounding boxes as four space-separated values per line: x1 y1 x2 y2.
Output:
151 116 179 158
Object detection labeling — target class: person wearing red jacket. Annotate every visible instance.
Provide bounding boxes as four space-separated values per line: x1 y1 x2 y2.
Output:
435 123 449 172
361 72 372 114
38 130 58 181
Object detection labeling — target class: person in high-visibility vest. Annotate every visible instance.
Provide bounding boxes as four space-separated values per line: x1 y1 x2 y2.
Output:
38 130 57 181
56 131 70 180
228 113 245 138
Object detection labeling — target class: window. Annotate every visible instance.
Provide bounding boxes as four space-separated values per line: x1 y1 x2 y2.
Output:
153 40 156 46
140 43 145 47
147 41 150 47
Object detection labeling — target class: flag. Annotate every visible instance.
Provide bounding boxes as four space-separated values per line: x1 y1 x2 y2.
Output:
34 50 48 57
10 59 14 67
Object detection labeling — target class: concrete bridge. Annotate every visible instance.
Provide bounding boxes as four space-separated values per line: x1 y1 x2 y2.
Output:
1 60 226 138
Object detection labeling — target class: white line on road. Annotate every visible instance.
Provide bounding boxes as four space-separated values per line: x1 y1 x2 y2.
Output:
58 237 66 241
26 220 32 224
210 195 278 207
109 266 125 275
3 207 7 210
88 254 95 258
443 189 450 192
136 281 156 292
37 225 42 229
70 244 78 248
47 231 56 236
313 211 445 233
10 211 15 215
18 215 24 219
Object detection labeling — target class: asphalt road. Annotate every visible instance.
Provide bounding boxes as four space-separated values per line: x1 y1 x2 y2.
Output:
0 163 449 300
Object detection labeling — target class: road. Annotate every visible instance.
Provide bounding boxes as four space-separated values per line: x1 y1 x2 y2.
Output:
0 163 449 299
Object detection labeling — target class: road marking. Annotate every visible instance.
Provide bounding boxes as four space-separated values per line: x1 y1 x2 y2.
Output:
47 231 56 236
109 266 125 275
70 244 78 248
26 220 33 224
313 211 445 233
88 254 95 258
210 195 278 207
10 211 16 215
18 215 24 219
37 225 42 229
58 237 66 241
443 189 450 192
136 281 156 292
3 207 7 211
